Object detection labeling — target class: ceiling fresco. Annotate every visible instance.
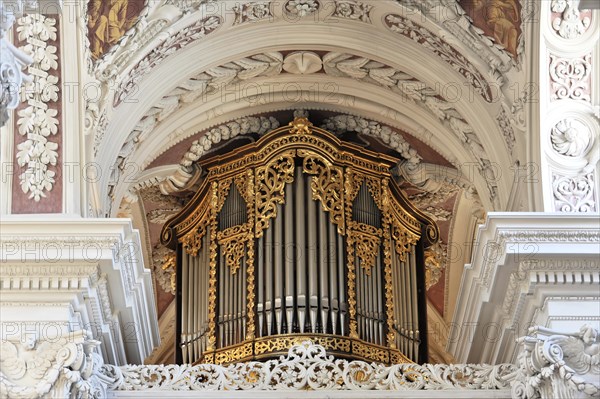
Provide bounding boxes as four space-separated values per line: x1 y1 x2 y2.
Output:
458 0 522 57
87 0 145 59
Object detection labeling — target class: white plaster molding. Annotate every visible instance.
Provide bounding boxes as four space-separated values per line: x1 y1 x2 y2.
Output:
512 324 600 399
448 213 600 365
0 217 160 366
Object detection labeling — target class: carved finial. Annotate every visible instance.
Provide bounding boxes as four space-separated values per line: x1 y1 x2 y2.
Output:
289 117 313 134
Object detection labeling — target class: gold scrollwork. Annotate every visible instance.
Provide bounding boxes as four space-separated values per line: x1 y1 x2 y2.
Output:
391 219 420 262
300 150 345 235
348 222 382 276
352 341 389 364
217 224 251 274
180 224 207 256
214 342 253 365
255 152 296 236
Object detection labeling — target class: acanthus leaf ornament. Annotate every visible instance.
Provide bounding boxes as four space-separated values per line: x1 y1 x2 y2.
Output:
14 14 60 202
512 325 600 399
550 118 592 157
104 340 517 391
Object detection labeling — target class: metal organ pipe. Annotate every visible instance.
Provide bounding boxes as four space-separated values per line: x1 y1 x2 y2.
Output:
171 139 435 366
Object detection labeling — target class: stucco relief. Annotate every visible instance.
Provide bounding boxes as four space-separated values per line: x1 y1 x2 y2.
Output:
550 53 592 102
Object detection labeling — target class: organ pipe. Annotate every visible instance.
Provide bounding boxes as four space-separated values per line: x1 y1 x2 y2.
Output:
163 117 439 366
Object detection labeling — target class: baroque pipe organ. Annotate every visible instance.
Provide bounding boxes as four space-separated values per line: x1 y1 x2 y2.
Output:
162 117 439 365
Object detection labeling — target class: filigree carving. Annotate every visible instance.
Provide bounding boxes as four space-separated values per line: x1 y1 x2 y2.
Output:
550 53 592 102
233 2 272 25
333 0 372 23
15 14 60 201
255 152 296 236
553 173 596 212
106 340 516 391
300 150 345 234
551 0 591 39
512 325 600 399
391 221 419 262
217 224 251 274
550 118 592 157
181 224 206 256
385 14 493 103
348 222 382 276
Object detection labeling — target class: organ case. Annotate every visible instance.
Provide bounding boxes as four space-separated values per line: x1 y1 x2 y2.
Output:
161 117 439 365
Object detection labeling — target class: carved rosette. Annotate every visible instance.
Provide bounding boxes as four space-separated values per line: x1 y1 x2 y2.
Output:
217 224 251 275
550 118 592 157
348 222 382 276
105 340 516 391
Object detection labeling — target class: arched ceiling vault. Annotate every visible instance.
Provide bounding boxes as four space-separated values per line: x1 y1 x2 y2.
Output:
85 0 532 216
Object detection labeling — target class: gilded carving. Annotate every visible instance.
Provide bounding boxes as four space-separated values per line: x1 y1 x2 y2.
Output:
255 152 296 236
217 224 251 275
300 151 345 234
391 220 420 262
161 117 439 364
